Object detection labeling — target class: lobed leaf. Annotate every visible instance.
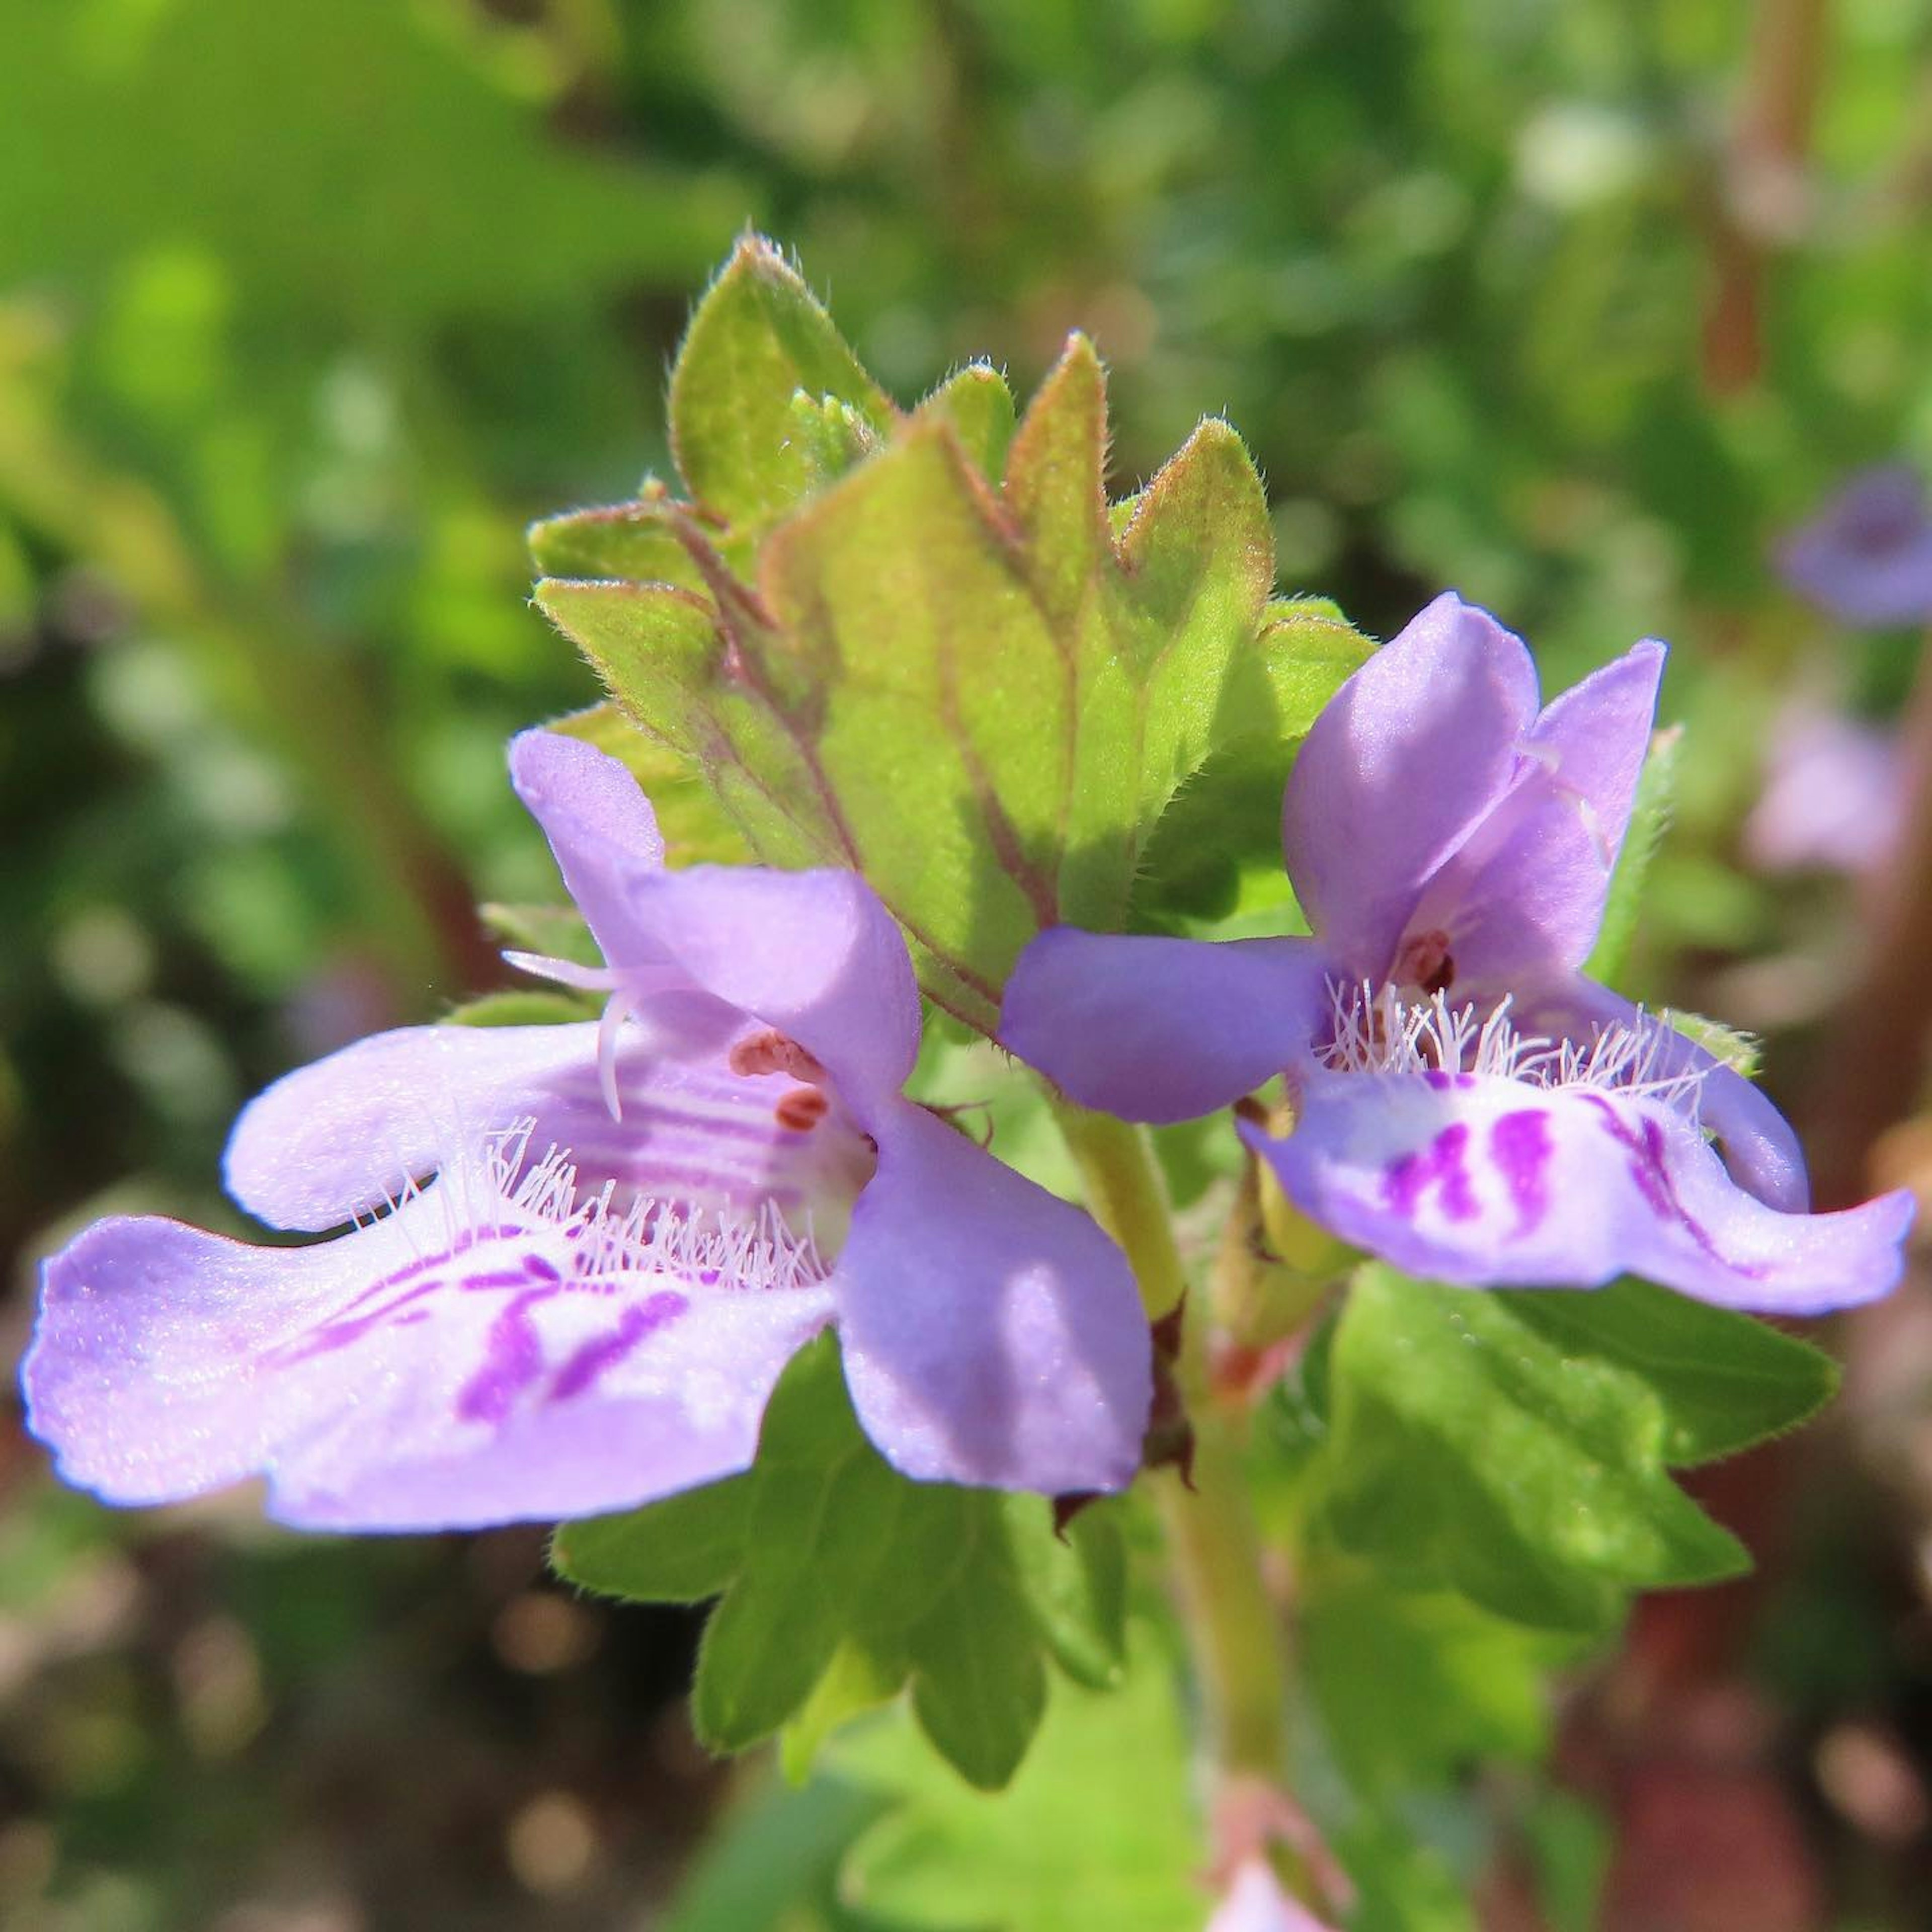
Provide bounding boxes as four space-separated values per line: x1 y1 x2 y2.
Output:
549 1336 1128 1791
535 245 1373 1032
1315 1266 1758 1633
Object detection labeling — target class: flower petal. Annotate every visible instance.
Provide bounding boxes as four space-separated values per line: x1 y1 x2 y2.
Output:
227 1023 875 1233
1281 594 1540 980
1399 642 1663 987
508 728 669 965
1526 980 1810 1212
25 1189 834 1531
1778 465 1932 628
832 1100 1152 1494
628 865 923 1099
1255 1069 1910 1313
1002 930 1329 1123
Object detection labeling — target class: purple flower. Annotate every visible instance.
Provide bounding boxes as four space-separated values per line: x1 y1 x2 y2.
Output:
1743 698 1903 878
1778 465 1932 627
1004 595 1912 1314
25 733 1152 1530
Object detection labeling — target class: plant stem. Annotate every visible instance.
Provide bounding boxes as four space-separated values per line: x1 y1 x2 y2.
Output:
1051 1101 1290 1785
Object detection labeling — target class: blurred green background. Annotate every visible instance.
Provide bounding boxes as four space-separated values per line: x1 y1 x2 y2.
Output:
5 1 1932 1925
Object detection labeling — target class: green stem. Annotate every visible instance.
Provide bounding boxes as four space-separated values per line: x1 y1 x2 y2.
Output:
1051 1101 1290 1785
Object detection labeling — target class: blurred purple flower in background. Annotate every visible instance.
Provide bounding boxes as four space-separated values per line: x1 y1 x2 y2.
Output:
1778 464 1932 627
1744 698 1904 878
24 733 1151 1530
1006 595 1913 1313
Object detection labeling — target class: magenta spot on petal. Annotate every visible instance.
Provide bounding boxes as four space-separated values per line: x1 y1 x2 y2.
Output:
455 1288 557 1425
1581 1095 1767 1279
1422 1068 1474 1092
1490 1110 1554 1237
549 1291 688 1403
1384 1122 1480 1223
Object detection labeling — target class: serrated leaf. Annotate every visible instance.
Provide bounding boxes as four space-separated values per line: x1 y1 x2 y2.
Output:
1587 723 1680 988
1665 1008 1763 1080
833 1641 1203 1932
551 1475 751 1604
1317 1266 1751 1633
564 1335 1081 1788
540 302 1370 1032
915 364 1017 483
527 493 708 593
669 236 894 532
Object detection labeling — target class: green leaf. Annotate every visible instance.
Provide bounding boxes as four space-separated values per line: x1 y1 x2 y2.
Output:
539 289 1371 1032
915 364 1017 483
832 1641 1204 1932
1665 1008 1763 1080
1503 1277 1836 1466
781 1640 909 1786
477 900 600 965
552 1476 751 1605
669 236 894 533
551 1335 1097 1789
1316 1266 1753 1633
443 989 595 1027
1301 1562 1569 1796
661 1772 889 1932
903 1530 1047 1793
999 1497 1128 1691
527 492 708 594
1586 722 1680 989
0 0 743 326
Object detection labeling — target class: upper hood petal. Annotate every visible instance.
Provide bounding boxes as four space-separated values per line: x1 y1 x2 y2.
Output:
1401 641 1663 990
1281 593 1539 981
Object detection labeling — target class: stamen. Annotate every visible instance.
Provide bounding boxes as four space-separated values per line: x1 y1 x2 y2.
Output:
729 1028 827 1083
773 1087 829 1133
1318 980 1709 1112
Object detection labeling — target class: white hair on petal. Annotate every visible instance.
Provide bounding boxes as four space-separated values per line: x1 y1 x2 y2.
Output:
1318 980 1707 1112
452 1115 826 1294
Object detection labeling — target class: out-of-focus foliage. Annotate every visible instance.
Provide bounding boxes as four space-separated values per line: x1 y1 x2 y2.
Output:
6 0 1932 1926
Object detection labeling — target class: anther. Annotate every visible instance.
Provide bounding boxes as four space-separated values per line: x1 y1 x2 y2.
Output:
773 1087 829 1133
729 1028 827 1083
1395 927 1455 996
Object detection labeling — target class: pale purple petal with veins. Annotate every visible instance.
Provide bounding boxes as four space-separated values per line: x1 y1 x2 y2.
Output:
832 1099 1151 1495
1251 1066 1910 1313
226 1022 876 1235
31 726 1154 1528
1001 931 1329 1124
25 1143 836 1531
